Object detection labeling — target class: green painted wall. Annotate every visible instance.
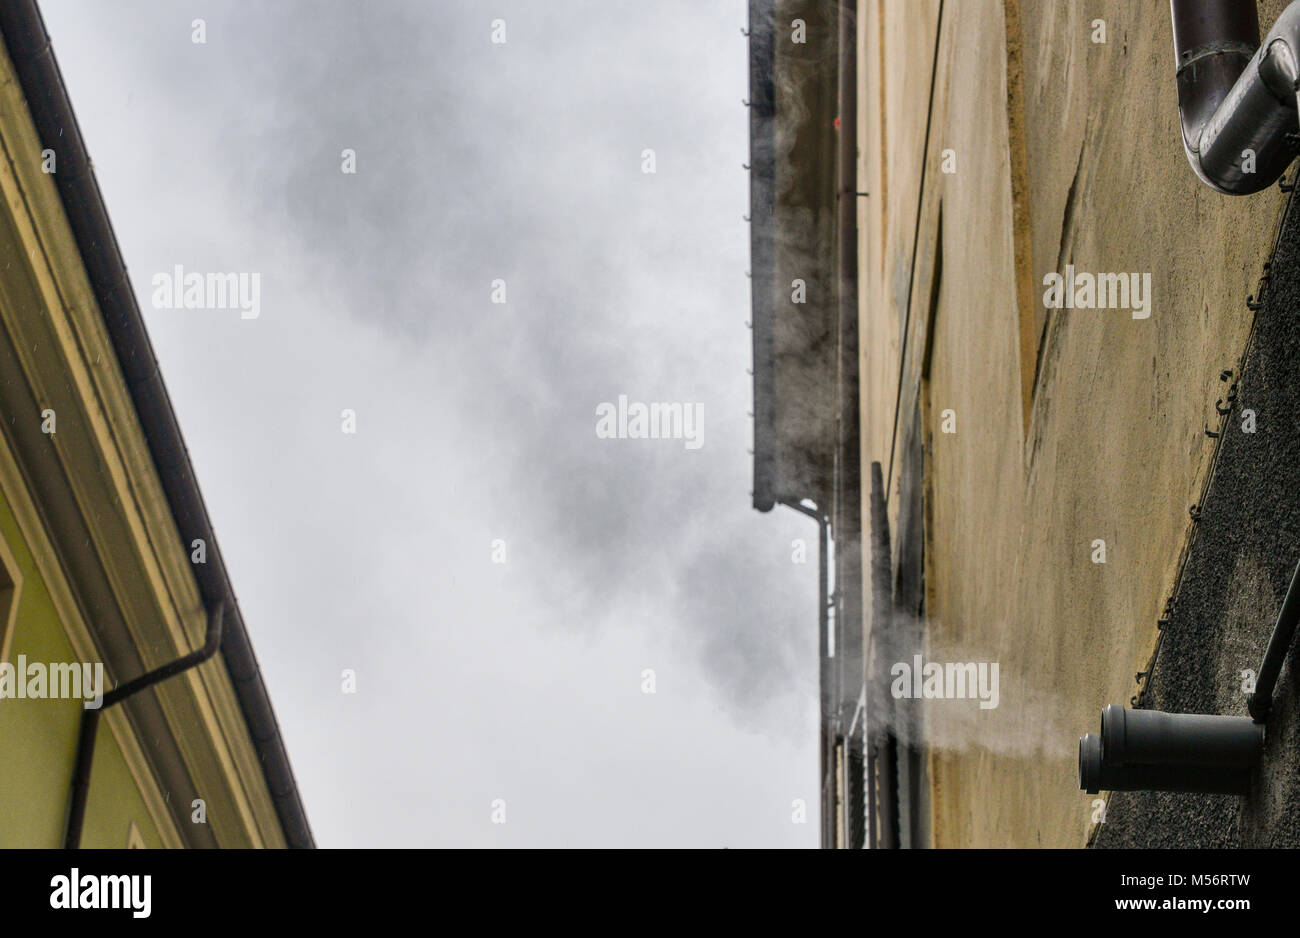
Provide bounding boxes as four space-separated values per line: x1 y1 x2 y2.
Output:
0 487 165 848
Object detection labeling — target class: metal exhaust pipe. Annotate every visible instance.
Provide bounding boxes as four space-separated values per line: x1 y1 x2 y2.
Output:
1079 732 1257 794
1078 705 1264 795
1172 0 1300 193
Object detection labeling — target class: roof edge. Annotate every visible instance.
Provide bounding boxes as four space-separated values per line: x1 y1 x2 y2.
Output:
0 0 314 848
749 0 777 511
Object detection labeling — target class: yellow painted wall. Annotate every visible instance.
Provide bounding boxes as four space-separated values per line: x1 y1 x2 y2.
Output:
0 488 164 848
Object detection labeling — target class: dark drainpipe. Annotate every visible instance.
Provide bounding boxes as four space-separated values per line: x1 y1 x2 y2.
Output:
1171 0 1300 193
64 602 224 849
1248 554 1300 723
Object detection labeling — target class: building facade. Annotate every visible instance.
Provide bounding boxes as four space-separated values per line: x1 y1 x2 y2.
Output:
0 1 311 848
753 0 1300 847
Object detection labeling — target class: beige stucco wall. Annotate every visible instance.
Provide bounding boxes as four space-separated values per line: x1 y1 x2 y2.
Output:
859 0 1292 847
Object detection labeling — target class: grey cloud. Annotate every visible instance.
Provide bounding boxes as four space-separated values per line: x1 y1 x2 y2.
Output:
42 0 818 846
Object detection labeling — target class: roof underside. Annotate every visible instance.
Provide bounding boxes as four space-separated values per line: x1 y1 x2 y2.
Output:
749 0 840 513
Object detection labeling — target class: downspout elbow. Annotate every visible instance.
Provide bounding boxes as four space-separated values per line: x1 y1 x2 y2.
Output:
63 601 225 849
1174 0 1300 194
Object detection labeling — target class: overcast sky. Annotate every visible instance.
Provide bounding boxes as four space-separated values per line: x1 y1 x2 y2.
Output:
40 0 818 847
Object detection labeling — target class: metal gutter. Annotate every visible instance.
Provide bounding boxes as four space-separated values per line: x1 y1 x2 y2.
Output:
0 0 314 848
1171 0 1300 194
